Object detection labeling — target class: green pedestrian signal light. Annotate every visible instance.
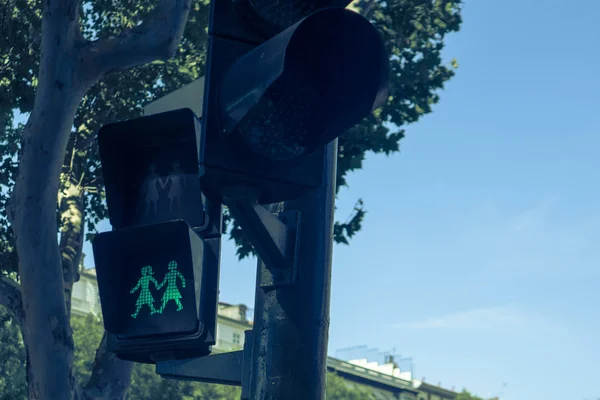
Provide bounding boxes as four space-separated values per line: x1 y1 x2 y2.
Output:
129 262 187 319
157 261 187 314
130 265 160 318
93 219 220 363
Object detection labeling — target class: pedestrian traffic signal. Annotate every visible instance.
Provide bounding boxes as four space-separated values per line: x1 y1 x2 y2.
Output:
97 108 206 231
93 219 221 363
95 221 199 337
93 108 222 363
199 1 389 203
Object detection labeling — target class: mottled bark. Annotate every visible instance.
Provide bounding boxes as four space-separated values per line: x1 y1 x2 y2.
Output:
12 97 81 399
59 181 85 319
81 0 192 79
7 0 87 393
82 333 133 400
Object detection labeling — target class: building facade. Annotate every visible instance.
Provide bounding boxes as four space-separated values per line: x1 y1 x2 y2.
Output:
71 268 102 318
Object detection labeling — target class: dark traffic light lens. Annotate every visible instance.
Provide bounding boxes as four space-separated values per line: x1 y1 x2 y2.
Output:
97 109 206 231
235 0 352 35
218 8 389 165
235 72 321 161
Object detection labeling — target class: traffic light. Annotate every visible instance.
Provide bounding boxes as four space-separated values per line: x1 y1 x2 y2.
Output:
91 0 389 368
200 0 389 204
92 109 222 364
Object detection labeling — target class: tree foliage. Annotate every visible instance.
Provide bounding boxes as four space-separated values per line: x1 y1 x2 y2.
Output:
0 307 26 400
71 313 241 399
454 389 489 400
0 0 41 276
326 372 375 400
71 313 105 385
329 0 462 245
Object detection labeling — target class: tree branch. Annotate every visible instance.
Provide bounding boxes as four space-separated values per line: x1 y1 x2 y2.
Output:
83 332 133 400
40 0 84 64
0 276 24 327
58 184 85 319
363 0 378 20
82 0 193 80
78 104 117 151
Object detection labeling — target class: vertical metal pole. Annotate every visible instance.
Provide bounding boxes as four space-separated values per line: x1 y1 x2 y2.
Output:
247 140 337 400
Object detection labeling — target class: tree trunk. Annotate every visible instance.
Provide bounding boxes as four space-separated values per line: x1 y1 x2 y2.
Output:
10 83 86 398
58 181 84 319
8 0 88 393
83 333 133 400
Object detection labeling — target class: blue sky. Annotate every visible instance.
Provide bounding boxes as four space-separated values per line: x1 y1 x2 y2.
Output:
80 0 600 399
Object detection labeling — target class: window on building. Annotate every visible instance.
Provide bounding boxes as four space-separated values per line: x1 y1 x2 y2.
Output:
233 333 241 344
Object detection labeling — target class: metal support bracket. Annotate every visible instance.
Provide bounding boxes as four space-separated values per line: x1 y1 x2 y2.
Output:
256 209 299 288
222 188 300 288
156 351 243 386
156 330 254 386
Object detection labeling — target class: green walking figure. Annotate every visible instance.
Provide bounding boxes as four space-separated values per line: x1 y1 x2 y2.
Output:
130 265 159 318
157 260 186 313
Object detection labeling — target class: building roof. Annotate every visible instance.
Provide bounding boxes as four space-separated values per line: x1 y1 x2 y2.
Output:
327 356 419 396
81 268 97 277
413 381 457 397
218 314 253 328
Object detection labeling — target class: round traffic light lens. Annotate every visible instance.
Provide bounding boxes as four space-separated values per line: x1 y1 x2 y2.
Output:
235 74 321 162
218 7 389 166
